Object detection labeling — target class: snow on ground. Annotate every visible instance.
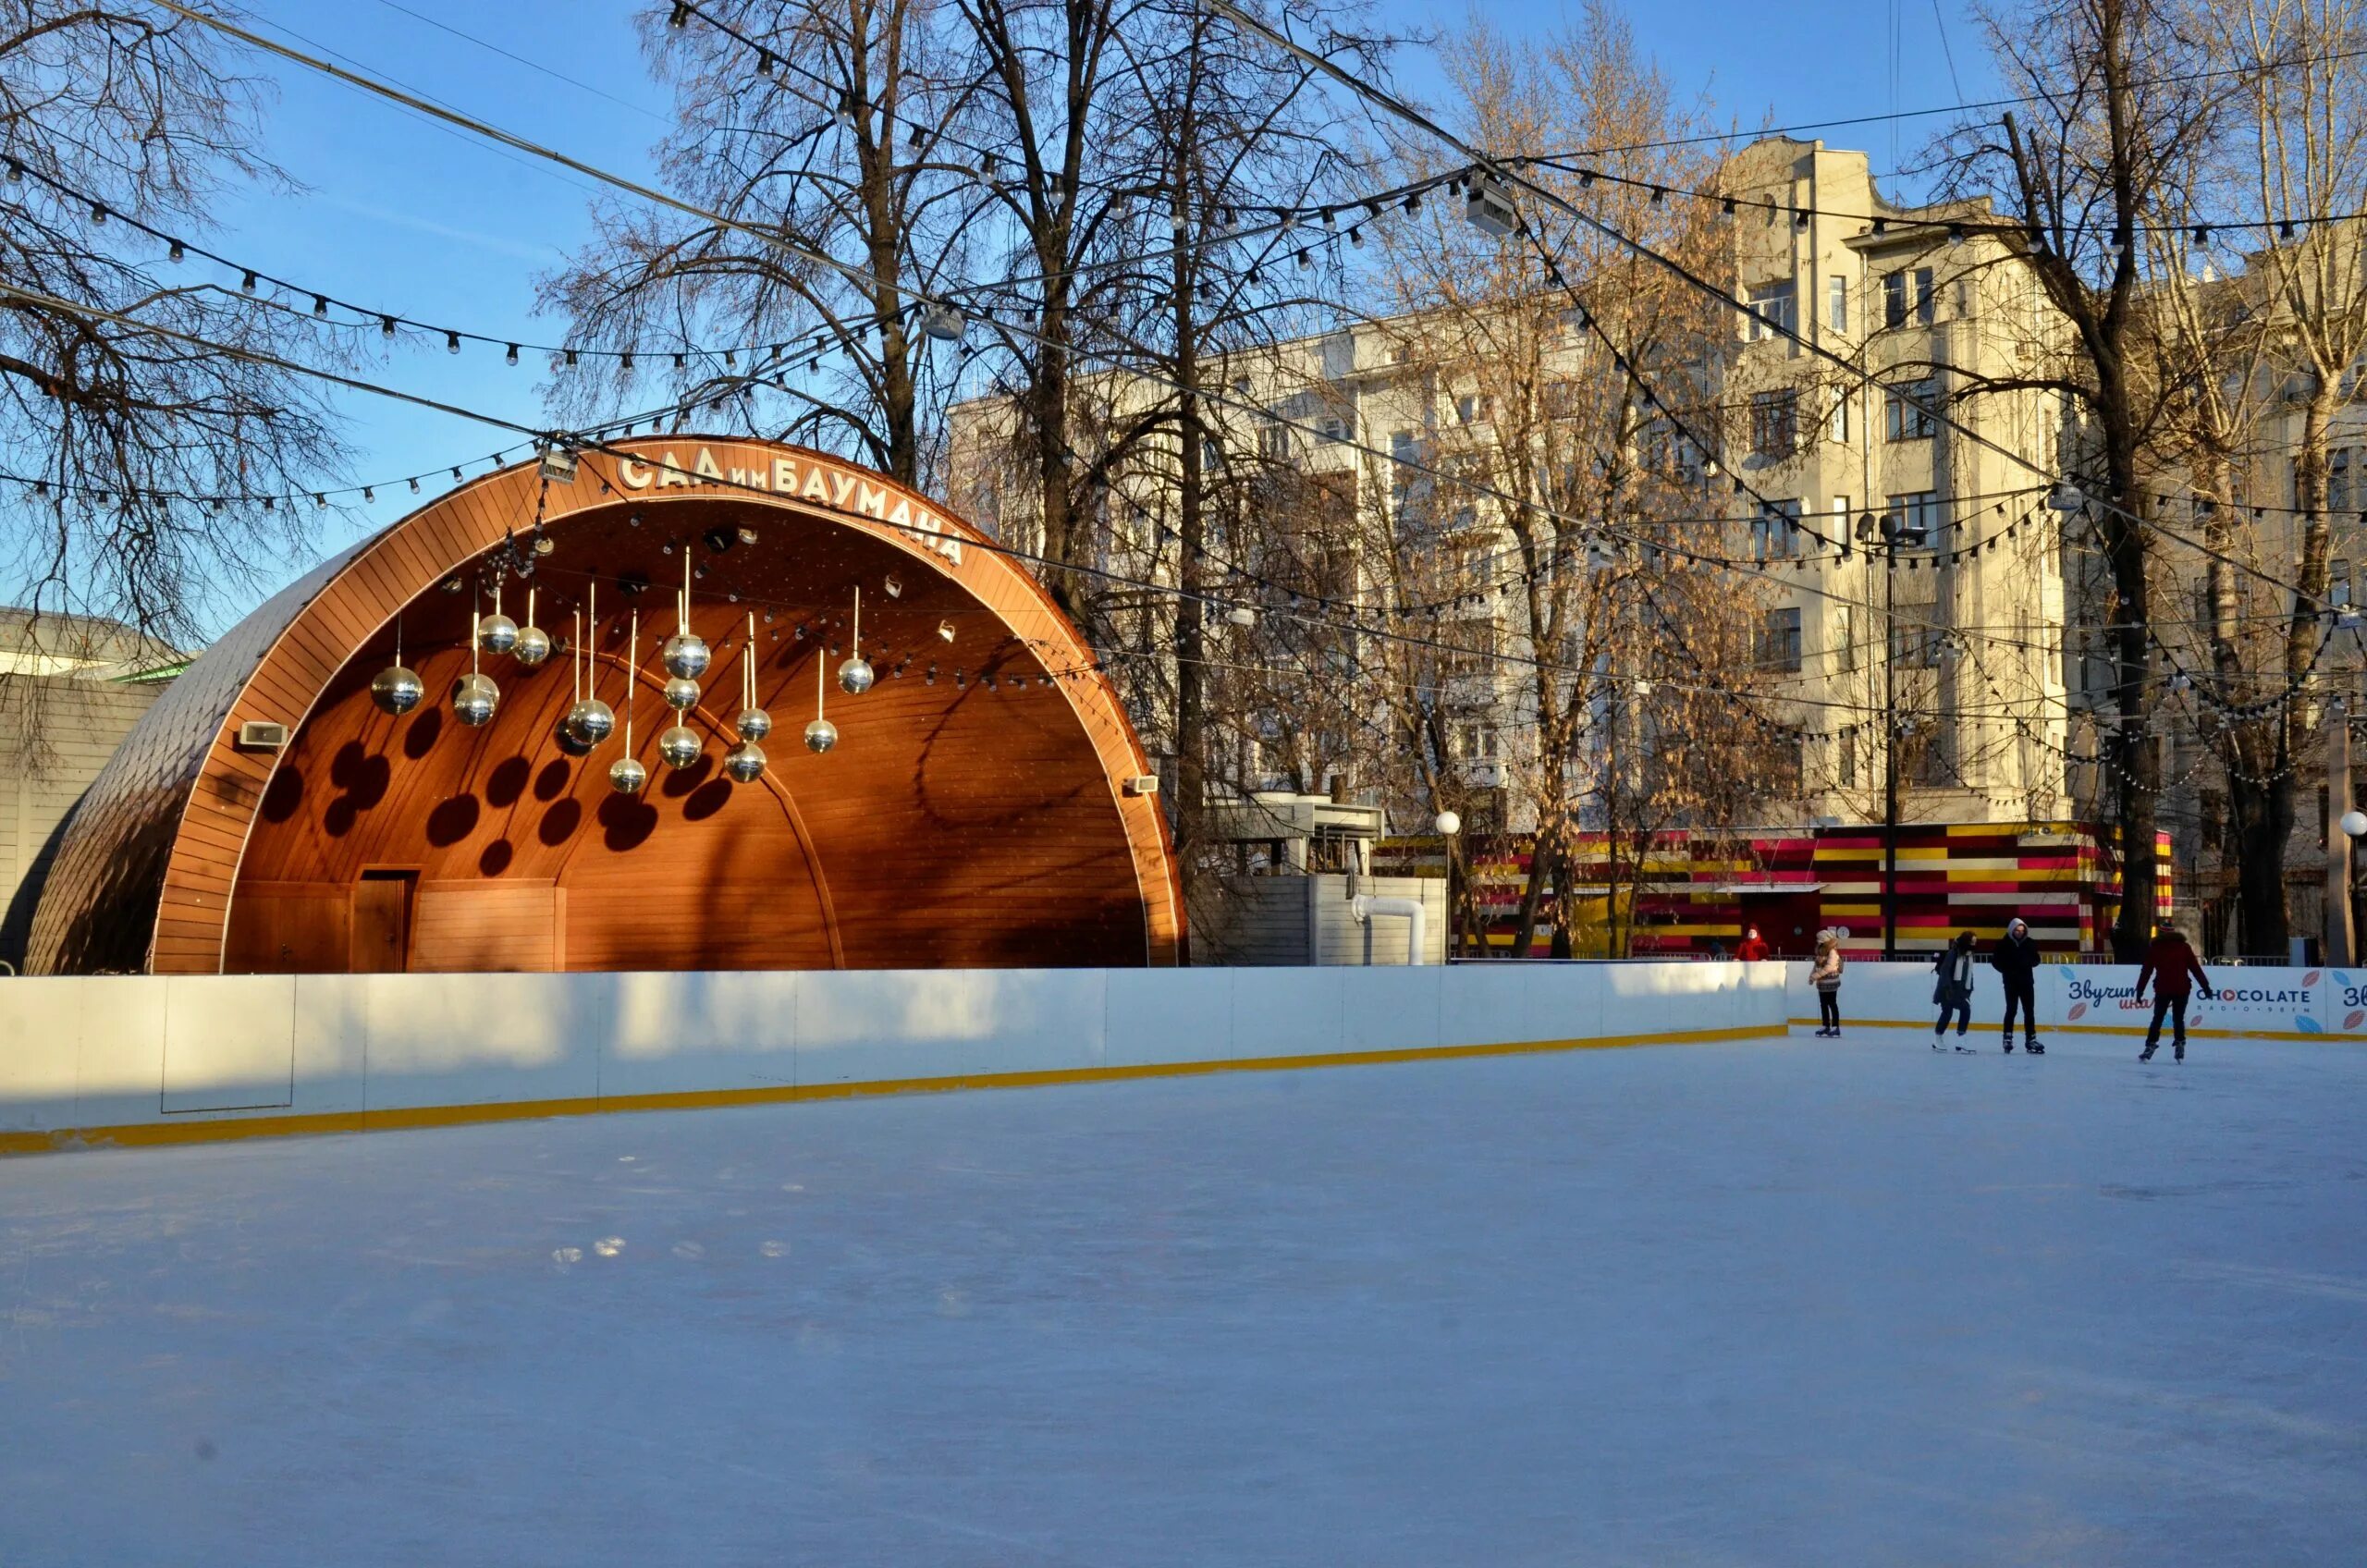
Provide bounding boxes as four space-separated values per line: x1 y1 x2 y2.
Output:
3 1027 2364 1566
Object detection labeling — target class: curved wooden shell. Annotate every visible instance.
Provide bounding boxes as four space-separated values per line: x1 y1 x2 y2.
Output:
28 438 1181 974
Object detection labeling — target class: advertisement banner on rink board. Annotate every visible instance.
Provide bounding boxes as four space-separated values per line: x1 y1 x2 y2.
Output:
1788 961 2367 1039
2052 965 2367 1037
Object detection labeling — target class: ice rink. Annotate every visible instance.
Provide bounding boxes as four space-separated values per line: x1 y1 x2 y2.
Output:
5 1027 2364 1565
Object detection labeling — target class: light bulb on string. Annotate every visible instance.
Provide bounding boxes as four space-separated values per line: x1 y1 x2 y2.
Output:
804 648 839 753
478 573 519 655
451 608 499 727
838 586 874 694
565 583 615 745
664 545 710 679
514 585 551 668
735 609 773 742
371 613 423 716
610 609 647 794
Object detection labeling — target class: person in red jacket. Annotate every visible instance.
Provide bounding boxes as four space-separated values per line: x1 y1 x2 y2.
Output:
2133 923 2214 1063
1735 926 1772 962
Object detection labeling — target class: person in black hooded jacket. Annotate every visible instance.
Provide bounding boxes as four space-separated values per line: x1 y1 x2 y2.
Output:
1988 917 2044 1054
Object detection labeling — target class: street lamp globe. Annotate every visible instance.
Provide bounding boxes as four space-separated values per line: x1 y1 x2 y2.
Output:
2341 809 2367 839
1434 810 1462 837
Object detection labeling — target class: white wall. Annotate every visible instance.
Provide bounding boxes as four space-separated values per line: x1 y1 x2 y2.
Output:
0 962 1778 1150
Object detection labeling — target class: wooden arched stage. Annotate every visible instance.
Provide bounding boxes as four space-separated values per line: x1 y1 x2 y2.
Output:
28 437 1182 974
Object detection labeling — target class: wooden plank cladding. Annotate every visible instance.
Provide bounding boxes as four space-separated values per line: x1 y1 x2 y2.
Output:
28 438 1182 975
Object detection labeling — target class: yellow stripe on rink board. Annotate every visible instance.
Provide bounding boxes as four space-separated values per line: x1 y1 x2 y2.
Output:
0 1023 1781 1158
1784 1016 2362 1043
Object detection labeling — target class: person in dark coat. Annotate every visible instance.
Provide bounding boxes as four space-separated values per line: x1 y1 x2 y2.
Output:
1932 931 1978 1047
1988 917 2044 1054
2134 924 2214 1062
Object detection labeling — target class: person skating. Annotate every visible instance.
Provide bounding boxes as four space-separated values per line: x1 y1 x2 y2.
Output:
1989 917 2044 1054
1809 929 1846 1036
1735 925 1772 962
1932 931 1978 1049
2134 923 2214 1062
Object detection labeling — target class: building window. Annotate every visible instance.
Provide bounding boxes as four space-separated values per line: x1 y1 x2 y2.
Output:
1883 266 1935 328
1759 606 1803 672
1839 729 1858 788
1836 604 1858 670
1753 498 1802 560
2334 557 2353 607
1746 280 1797 341
1884 377 1939 441
1828 392 1850 444
1890 611 1947 668
1453 392 1493 426
1257 423 1293 461
1453 721 1500 762
1750 389 1798 460
1542 379 1581 420
1887 489 1942 545
2332 447 2354 512
1828 275 1848 333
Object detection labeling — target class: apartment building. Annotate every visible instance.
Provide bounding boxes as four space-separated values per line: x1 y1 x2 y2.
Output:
948 134 2080 847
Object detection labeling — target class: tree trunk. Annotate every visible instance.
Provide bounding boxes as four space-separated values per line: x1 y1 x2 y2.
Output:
2205 477 2288 956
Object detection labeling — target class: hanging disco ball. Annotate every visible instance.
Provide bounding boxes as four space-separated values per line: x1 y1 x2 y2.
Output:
662 631 711 680
478 613 520 656
724 741 767 783
450 671 499 727
837 654 875 695
565 697 615 745
608 754 648 795
657 724 703 770
735 706 773 743
553 713 595 757
663 676 702 711
803 716 839 754
370 664 424 716
511 624 552 668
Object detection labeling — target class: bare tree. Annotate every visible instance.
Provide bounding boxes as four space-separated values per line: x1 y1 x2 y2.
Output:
2217 0 2367 949
0 0 346 641
541 0 985 488
1927 0 2225 957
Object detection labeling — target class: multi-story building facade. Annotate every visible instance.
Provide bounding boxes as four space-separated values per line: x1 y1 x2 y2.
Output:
949 135 2082 864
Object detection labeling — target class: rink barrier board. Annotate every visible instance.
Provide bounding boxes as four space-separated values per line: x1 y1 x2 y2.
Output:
1778 959 2367 1042
0 964 1784 1157
0 1024 1775 1157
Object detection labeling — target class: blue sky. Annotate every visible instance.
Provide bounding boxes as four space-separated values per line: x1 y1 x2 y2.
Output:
202 0 1996 619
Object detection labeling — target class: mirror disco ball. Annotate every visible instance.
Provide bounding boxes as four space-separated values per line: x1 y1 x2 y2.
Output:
663 676 702 711
803 716 839 754
724 741 767 783
565 698 615 745
735 706 773 742
608 754 648 795
511 624 552 668
371 664 424 716
478 613 520 656
662 631 711 680
657 724 703 770
837 655 875 695
450 671 500 727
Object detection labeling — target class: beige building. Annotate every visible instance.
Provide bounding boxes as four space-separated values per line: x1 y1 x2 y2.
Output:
0 609 184 969
948 135 2085 843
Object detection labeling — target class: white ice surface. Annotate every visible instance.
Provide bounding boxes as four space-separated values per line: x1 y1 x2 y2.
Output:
3 1028 2364 1566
